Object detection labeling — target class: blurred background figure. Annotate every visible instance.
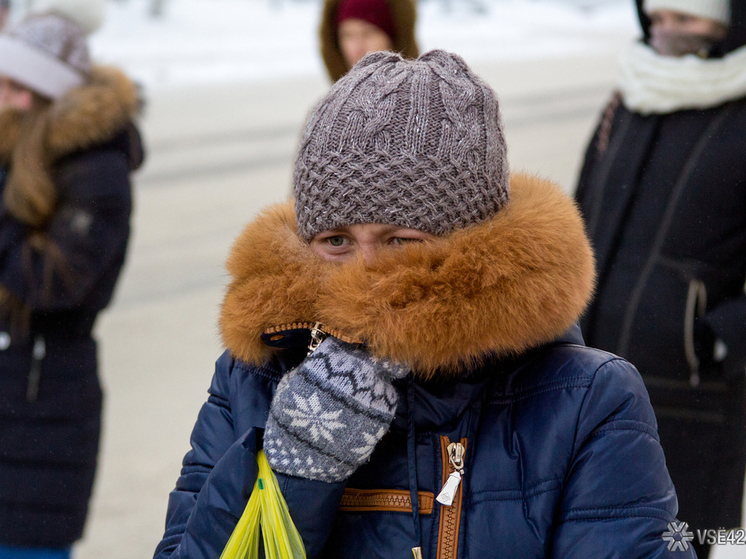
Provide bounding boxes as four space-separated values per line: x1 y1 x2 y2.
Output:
0 0 144 557
575 0 746 557
319 0 418 82
0 0 9 31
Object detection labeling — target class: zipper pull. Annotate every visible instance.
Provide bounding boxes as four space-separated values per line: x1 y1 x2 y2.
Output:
437 472 462 507
689 371 700 387
26 335 46 403
436 442 465 506
307 322 327 355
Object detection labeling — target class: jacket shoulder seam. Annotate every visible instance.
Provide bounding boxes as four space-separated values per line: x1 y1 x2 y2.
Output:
587 419 659 441
469 477 564 504
570 356 640 458
491 346 624 403
487 381 591 405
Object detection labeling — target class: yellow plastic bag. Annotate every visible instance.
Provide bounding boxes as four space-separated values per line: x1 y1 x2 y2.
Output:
219 450 306 559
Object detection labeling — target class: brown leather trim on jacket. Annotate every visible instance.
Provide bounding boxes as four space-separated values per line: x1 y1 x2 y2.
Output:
437 436 467 559
339 487 434 514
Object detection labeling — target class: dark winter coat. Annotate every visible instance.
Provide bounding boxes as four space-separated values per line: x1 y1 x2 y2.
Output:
575 0 746 535
154 175 692 559
319 0 419 82
0 66 143 548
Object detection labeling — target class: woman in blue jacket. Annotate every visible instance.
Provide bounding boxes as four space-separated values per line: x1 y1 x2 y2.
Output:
155 50 692 558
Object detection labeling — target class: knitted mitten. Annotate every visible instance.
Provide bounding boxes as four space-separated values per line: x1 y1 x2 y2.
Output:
264 336 409 482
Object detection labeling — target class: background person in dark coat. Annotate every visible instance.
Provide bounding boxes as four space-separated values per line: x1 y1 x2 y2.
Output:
154 50 692 559
0 0 8 32
575 0 746 556
0 3 143 557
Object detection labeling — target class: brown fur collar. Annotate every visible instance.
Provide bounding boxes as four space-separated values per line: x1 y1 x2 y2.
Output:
220 174 596 378
320 0 419 82
0 65 139 226
0 65 140 163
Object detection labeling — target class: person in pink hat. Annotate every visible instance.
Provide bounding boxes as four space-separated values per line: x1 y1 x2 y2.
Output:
0 0 9 32
319 0 419 82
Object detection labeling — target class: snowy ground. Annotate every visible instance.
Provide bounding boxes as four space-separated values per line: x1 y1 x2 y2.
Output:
85 0 639 90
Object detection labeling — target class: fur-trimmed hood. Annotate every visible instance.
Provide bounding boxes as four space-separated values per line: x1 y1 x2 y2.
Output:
0 64 142 226
220 174 595 378
319 0 419 82
0 65 141 163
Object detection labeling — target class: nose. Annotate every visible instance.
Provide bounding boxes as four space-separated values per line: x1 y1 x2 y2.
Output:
350 38 370 66
359 243 379 265
651 13 675 33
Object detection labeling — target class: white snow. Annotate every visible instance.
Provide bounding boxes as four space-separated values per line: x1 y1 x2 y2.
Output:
79 0 639 90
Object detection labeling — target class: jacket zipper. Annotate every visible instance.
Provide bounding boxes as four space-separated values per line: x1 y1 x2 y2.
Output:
436 436 466 559
307 322 327 355
26 335 46 403
263 322 363 346
436 442 465 506
683 279 707 387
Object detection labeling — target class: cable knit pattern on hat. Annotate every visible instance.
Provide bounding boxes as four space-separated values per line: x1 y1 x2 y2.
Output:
293 49 509 241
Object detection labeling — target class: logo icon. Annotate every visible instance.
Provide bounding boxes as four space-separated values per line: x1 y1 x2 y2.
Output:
662 521 694 551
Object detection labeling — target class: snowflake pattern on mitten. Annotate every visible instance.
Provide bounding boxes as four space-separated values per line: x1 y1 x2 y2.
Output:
264 337 409 482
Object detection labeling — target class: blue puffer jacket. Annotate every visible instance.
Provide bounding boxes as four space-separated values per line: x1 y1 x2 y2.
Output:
154 175 694 559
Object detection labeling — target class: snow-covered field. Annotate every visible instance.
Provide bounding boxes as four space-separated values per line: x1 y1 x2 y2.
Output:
81 0 639 90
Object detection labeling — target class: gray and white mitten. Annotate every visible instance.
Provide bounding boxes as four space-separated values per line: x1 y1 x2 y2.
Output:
264 336 409 482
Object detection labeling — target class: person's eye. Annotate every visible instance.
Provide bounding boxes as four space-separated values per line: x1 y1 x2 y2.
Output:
389 237 421 246
327 236 346 247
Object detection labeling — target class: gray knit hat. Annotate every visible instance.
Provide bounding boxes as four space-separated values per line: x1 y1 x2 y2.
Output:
293 49 510 241
0 3 103 99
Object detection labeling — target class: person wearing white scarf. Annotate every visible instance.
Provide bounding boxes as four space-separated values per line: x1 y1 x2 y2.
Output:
618 0 746 113
575 2 746 558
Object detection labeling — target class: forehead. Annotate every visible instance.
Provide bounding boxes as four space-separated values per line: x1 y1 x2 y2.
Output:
321 223 419 234
647 9 717 21
313 223 435 240
338 18 385 32
0 79 33 99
